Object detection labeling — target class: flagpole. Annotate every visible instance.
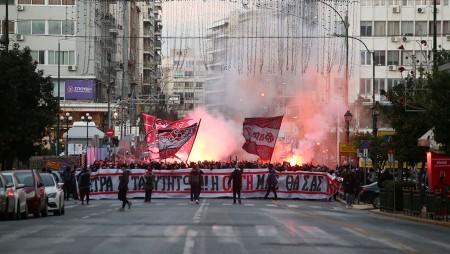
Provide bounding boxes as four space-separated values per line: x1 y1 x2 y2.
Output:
185 119 201 164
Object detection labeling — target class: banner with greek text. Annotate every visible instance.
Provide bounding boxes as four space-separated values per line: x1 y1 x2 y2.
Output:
83 168 338 200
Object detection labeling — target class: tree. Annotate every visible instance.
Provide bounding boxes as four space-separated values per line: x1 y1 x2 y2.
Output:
428 49 450 155
0 44 59 169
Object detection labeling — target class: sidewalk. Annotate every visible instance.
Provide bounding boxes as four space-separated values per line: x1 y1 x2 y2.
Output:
338 198 450 228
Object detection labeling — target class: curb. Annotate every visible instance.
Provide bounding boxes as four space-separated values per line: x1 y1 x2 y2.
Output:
370 209 450 228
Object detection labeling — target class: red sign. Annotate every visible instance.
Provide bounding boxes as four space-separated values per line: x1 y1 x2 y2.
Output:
105 128 114 137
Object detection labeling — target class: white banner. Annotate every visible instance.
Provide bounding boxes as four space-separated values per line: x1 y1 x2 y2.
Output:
82 168 339 200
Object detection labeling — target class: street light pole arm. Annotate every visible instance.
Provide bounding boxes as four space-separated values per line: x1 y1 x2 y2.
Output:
317 0 348 28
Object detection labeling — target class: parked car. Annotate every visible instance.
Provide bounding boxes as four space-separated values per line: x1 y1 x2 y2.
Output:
40 173 65 216
358 181 380 209
2 171 28 219
13 170 48 218
0 173 15 220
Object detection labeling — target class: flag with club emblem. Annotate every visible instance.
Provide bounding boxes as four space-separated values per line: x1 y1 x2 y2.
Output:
242 116 283 161
157 122 200 160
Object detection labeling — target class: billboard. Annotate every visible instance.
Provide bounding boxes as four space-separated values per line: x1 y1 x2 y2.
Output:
65 80 95 99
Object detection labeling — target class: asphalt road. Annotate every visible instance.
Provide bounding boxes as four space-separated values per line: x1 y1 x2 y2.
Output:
1 198 449 254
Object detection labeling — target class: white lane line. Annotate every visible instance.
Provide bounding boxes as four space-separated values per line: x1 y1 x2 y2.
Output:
182 230 198 254
192 202 208 223
155 203 165 206
81 215 90 219
243 203 254 206
265 204 277 207
222 203 232 206
255 225 279 237
85 204 99 208
287 204 298 208
64 205 77 209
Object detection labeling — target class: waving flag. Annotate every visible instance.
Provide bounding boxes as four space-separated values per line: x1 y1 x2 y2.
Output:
242 116 283 161
142 113 193 160
158 123 199 160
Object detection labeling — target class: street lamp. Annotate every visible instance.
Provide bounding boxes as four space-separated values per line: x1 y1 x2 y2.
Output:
344 110 352 144
59 112 73 156
371 106 381 173
81 113 93 149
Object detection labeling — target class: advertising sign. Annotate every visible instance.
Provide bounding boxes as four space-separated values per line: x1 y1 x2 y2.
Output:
65 80 95 99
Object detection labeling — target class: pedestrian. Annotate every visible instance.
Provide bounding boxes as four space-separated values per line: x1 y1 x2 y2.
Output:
117 164 132 211
144 168 155 203
227 165 244 204
343 168 357 208
188 164 203 204
77 168 91 205
264 167 278 199
63 166 73 201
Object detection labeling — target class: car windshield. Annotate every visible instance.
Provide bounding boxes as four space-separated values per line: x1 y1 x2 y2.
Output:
4 175 13 184
16 173 34 187
41 174 55 187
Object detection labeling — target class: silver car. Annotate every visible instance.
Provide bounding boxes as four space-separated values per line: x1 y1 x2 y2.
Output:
40 173 65 216
2 171 29 219
0 173 15 220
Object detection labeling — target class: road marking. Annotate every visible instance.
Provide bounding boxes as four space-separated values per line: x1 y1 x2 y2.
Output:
165 225 186 242
212 225 239 243
287 204 298 208
255 225 278 237
243 203 254 206
155 203 165 206
182 230 197 254
222 203 232 206
64 205 77 209
265 204 277 207
192 202 207 223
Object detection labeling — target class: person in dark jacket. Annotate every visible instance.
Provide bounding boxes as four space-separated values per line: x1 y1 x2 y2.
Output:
63 166 74 201
117 164 132 211
144 168 155 203
264 168 278 199
227 165 244 204
77 168 91 205
189 164 203 204
343 169 357 208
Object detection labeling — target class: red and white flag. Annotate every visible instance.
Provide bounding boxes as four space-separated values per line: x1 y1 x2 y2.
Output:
142 113 193 160
158 123 199 160
242 116 283 161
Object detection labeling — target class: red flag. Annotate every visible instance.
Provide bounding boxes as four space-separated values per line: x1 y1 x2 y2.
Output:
142 113 192 160
158 123 199 159
242 116 283 161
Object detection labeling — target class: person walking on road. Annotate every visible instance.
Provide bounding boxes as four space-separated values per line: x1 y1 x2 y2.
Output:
117 164 132 211
77 168 91 205
189 164 203 204
264 167 278 199
343 169 357 208
228 165 244 204
144 168 155 203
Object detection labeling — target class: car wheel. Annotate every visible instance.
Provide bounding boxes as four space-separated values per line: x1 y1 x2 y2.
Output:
61 205 65 215
372 196 381 209
54 200 61 216
1 200 9 220
21 204 28 220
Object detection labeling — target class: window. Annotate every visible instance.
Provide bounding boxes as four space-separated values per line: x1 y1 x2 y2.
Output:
429 21 442 35
361 21 372 36
0 20 15 34
388 21 400 36
401 50 414 66
48 21 62 35
185 82 193 88
19 0 45 4
401 21 414 36
374 0 386 6
401 0 414 6
30 50 45 64
174 82 183 89
195 82 203 88
361 51 372 65
359 79 371 95
49 0 75 5
443 0 449 6
415 21 427 36
374 21 386 36
387 51 400 66
415 50 429 63
32 20 45 35
443 21 450 35
48 50 75 65
386 79 399 91
185 92 194 99
389 0 400 5
374 78 385 95
185 71 194 77
62 20 75 35
361 0 373 6
417 0 428 5
17 20 31 35
374 50 386 66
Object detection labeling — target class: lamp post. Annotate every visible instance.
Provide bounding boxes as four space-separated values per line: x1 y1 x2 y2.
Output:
344 110 352 169
59 112 73 156
81 113 92 170
371 106 381 173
